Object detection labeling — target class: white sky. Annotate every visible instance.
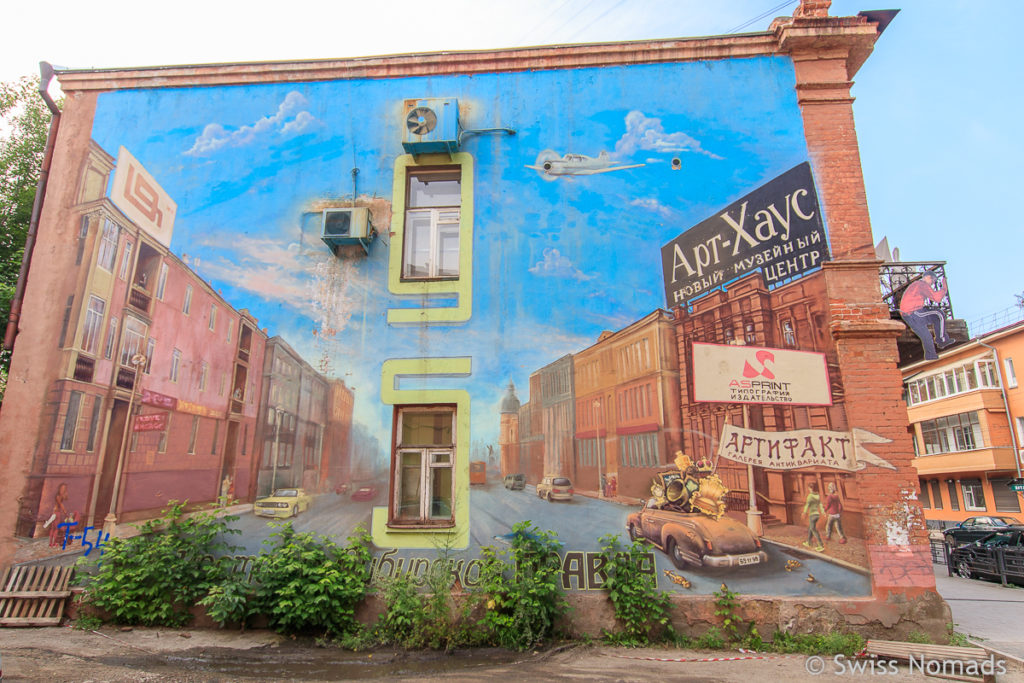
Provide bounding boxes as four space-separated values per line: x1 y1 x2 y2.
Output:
2 0 1022 329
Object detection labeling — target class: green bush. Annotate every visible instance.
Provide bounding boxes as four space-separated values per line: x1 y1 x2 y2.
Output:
474 521 567 651
249 522 372 636
198 570 255 631
597 534 673 646
78 501 240 627
768 630 865 656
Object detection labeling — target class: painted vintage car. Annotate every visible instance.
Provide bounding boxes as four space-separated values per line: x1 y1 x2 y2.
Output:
253 488 311 518
627 499 768 569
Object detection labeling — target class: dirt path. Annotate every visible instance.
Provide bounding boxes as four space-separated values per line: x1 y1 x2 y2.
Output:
1 626 1020 682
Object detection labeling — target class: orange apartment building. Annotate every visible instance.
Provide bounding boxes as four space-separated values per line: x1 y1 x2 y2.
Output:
573 309 682 499
904 319 1024 527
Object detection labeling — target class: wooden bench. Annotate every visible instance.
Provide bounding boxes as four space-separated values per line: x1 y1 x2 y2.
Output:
865 640 998 682
0 565 74 626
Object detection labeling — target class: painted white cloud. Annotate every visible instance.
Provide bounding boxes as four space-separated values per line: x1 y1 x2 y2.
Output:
630 197 674 219
615 110 722 160
185 91 316 156
528 248 594 281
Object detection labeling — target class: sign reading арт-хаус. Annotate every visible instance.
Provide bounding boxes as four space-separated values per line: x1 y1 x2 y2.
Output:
660 162 829 307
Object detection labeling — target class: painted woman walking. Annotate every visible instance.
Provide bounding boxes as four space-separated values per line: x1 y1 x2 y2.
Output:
802 482 825 552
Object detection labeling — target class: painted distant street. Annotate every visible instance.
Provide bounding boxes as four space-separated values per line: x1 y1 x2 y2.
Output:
227 482 871 597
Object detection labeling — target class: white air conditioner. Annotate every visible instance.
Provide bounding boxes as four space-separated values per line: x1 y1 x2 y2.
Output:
321 207 374 254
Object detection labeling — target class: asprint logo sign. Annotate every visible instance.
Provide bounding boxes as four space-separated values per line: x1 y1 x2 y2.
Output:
111 146 177 247
691 342 832 406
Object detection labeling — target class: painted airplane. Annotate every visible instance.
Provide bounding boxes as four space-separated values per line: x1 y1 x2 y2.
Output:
526 150 645 178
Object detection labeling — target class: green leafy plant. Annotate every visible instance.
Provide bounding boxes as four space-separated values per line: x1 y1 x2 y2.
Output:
948 629 970 647
249 522 372 637
768 630 864 656
696 626 726 649
78 501 240 627
473 521 567 651
597 533 673 646
376 571 428 647
198 571 256 631
906 630 931 644
73 612 103 631
713 583 741 642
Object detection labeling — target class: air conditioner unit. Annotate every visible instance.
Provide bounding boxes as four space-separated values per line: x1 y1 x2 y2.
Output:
402 98 460 155
321 207 374 254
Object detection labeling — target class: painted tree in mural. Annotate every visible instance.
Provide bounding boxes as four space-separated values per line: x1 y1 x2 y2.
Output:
0 76 54 399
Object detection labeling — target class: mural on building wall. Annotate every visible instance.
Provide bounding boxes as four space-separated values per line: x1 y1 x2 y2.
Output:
898 271 954 360
11 56 895 596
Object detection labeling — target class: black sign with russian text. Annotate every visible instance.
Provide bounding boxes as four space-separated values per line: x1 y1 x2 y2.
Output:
661 162 829 308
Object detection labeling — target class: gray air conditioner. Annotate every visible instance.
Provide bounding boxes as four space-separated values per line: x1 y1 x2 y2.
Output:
321 207 375 254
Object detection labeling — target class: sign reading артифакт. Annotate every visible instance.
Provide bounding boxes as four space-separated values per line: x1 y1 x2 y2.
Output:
660 162 829 307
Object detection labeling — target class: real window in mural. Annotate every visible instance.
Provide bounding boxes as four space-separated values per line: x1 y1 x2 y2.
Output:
392 407 456 527
402 168 461 280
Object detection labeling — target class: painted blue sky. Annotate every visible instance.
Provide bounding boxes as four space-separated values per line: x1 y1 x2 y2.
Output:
89 57 809 452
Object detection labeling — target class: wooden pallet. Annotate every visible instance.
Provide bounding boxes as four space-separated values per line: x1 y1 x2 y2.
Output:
0 565 74 626
865 640 997 682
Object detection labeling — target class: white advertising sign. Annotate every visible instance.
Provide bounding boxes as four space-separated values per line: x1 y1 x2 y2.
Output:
111 146 176 247
692 342 831 406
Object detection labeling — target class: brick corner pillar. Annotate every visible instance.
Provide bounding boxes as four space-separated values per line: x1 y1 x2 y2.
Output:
777 16 940 603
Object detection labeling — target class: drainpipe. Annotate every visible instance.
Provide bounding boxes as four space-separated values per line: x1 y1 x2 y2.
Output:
3 62 61 352
977 340 1023 479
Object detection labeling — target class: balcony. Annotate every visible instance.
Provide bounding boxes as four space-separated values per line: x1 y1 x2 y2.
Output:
913 447 1020 476
73 354 95 382
128 285 152 314
116 366 137 390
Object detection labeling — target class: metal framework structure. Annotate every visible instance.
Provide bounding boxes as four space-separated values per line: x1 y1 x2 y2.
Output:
879 261 953 320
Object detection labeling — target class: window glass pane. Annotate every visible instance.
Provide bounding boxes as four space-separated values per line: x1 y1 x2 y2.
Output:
408 171 460 208
437 224 460 277
400 410 453 446
61 391 83 450
398 451 422 519
82 297 106 354
403 212 432 278
430 465 452 519
947 480 960 510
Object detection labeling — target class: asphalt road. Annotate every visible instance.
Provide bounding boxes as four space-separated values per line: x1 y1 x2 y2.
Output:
227 482 870 597
934 564 1024 662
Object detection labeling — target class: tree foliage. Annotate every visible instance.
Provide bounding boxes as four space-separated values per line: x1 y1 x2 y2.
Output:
1 75 54 397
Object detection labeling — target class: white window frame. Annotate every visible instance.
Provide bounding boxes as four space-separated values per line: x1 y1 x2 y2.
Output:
118 240 134 280
170 348 182 383
155 262 168 300
104 317 118 360
97 219 119 272
961 481 986 511
81 296 106 355
391 406 456 526
183 285 193 315
1005 357 1018 389
199 361 208 391
401 168 461 281
119 317 147 368
209 305 217 332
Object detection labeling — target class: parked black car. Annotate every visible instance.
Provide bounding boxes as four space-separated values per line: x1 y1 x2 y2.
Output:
942 516 1024 552
949 530 1024 585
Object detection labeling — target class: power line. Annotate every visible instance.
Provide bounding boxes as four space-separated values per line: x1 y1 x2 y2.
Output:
515 0 575 46
566 0 629 42
532 0 602 46
726 0 798 34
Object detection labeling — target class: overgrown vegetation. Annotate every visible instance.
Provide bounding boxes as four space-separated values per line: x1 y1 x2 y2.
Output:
78 501 240 627
472 521 567 651
767 630 865 656
597 534 673 646
248 523 372 636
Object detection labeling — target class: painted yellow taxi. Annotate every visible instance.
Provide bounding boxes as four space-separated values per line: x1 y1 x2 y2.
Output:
253 488 311 518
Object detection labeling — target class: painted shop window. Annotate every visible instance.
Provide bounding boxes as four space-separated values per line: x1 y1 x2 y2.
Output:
402 169 461 280
81 296 106 355
920 412 982 455
170 348 181 382
97 219 119 272
183 285 193 315
391 406 456 526
158 417 169 453
155 262 168 300
946 480 961 511
619 431 659 468
86 396 102 452
60 391 83 451
961 480 986 512
104 317 117 360
209 305 217 332
188 416 200 454
118 241 134 280
211 420 219 455
1005 357 1018 389
930 480 943 510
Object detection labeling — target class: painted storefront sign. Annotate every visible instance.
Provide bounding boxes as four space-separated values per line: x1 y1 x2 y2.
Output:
691 342 832 405
717 424 896 471
661 162 829 307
